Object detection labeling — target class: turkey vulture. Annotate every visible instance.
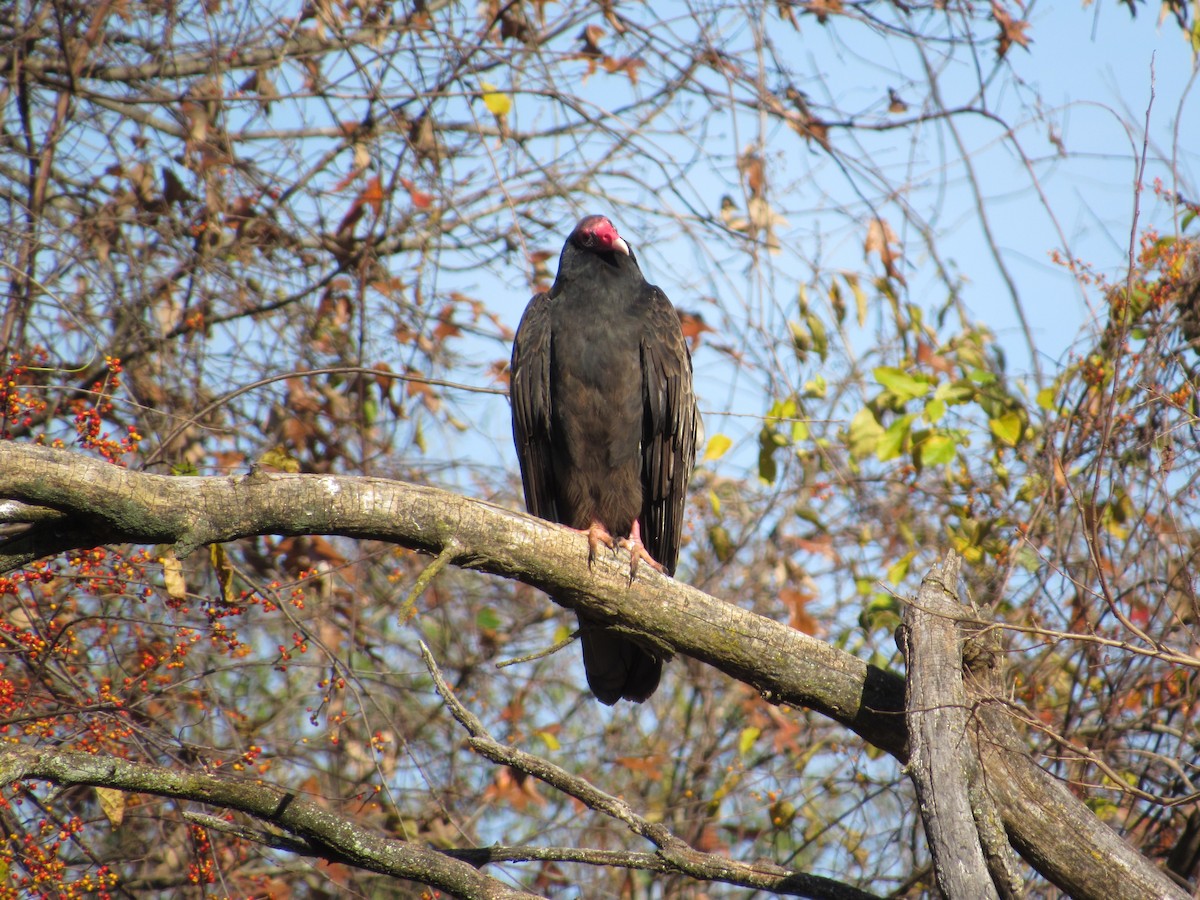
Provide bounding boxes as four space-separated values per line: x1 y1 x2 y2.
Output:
510 215 699 704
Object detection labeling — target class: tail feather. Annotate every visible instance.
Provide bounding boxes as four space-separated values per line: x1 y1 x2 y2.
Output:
579 619 662 705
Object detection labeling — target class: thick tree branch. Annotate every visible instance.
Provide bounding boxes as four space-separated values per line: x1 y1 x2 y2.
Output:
0 443 906 755
0 745 535 900
902 554 1019 899
0 442 1186 900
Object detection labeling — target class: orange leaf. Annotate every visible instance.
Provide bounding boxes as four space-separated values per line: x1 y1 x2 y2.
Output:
615 754 667 781
677 310 714 350
398 176 433 209
483 767 546 811
600 56 646 85
864 217 906 285
578 24 605 56
991 1 1032 58
780 587 819 635
738 150 766 198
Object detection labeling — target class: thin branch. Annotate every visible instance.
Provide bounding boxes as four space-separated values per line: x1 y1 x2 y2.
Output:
419 641 882 900
0 745 536 900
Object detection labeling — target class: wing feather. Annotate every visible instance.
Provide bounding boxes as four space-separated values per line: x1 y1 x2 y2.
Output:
510 291 558 521
639 288 699 576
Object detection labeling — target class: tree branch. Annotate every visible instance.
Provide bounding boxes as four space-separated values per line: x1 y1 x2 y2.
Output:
420 641 880 900
902 554 1020 899
0 745 535 900
0 442 1186 900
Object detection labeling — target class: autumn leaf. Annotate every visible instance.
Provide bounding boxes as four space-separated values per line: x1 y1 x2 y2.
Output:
600 56 646 84
804 0 843 24
737 149 765 198
483 767 546 811
361 176 385 215
992 1 1032 58
864 217 906 285
209 542 237 605
398 177 433 209
578 23 604 56
480 82 511 116
162 549 187 601
96 788 126 828
780 587 819 635
615 754 667 780
703 433 733 461
676 309 714 350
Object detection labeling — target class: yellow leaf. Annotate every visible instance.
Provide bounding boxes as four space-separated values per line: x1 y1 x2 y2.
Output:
258 445 300 473
162 549 187 601
209 543 237 605
480 82 511 117
702 433 733 462
536 730 560 752
96 787 125 827
988 411 1022 447
738 726 761 756
844 272 868 328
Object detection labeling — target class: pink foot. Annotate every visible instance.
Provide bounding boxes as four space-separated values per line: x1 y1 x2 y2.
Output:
572 521 615 568
618 520 664 578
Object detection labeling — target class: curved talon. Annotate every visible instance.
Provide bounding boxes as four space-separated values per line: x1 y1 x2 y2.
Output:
619 520 665 579
575 521 616 568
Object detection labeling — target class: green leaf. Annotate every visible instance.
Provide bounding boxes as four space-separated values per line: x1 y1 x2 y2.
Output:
758 428 779 484
1014 546 1041 573
770 799 797 830
702 433 733 462
874 366 931 402
1036 387 1056 410
845 272 868 327
476 607 501 630
919 432 957 466
988 411 1022 447
967 368 997 384
923 398 946 424
847 408 884 458
933 380 975 405
768 397 798 421
828 279 842 321
708 525 735 563
738 726 761 756
886 552 915 586
805 312 828 360
803 375 827 398
789 320 811 357
876 414 913 461
258 445 300 472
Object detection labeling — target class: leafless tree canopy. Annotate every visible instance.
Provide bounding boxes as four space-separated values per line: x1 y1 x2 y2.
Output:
1 0 1198 896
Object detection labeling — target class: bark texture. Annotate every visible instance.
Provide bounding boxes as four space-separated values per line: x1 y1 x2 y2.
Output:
0 443 1187 900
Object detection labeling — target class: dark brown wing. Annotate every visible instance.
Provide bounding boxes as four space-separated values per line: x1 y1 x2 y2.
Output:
510 290 558 521
639 286 699 576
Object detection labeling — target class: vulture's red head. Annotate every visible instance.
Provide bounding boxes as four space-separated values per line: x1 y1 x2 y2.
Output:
569 215 631 258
